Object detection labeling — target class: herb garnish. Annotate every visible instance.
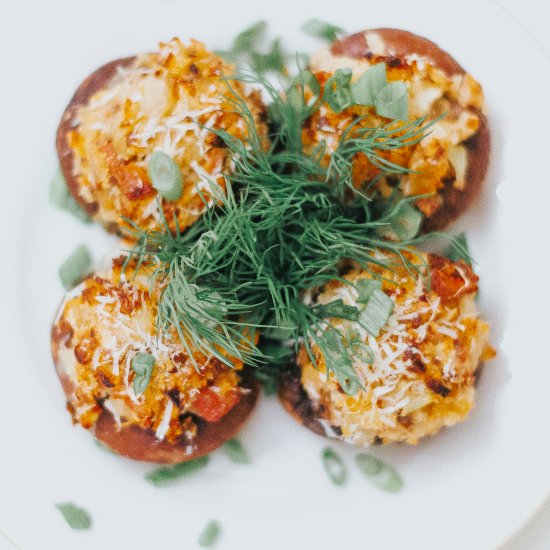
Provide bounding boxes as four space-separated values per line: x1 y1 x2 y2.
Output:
223 438 251 464
55 502 92 530
198 520 221 547
58 244 92 290
50 167 92 223
445 232 471 264
131 352 156 395
145 455 209 486
216 21 288 75
301 19 345 42
126 60 458 396
355 453 403 493
321 447 347 485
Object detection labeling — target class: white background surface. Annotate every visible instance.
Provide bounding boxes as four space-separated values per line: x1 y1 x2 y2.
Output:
494 3 550 549
1 1 550 549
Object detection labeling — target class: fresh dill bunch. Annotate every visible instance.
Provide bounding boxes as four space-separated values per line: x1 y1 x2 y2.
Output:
126 66 454 394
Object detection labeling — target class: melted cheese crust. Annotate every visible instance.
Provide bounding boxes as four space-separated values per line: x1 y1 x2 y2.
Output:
67 38 267 234
305 45 485 219
298 252 495 445
51 256 243 444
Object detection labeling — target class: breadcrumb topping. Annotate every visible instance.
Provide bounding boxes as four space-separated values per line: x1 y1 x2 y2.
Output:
67 38 267 234
299 251 495 445
51 256 243 443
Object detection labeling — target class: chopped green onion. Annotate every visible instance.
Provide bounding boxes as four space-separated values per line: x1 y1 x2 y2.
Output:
148 151 183 201
375 82 409 121
292 70 321 98
324 68 353 113
55 503 92 530
58 244 92 290
351 63 387 106
49 167 91 223
389 201 423 241
301 19 344 42
445 233 471 264
250 38 286 73
232 20 267 53
319 327 363 395
314 299 359 321
131 353 155 395
355 453 404 493
145 456 209 487
358 289 394 337
223 438 251 464
321 447 347 485
198 520 221 547
346 330 375 363
355 279 382 304
214 50 239 63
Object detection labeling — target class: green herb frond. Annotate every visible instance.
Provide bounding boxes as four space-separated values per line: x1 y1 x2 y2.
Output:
126 64 446 393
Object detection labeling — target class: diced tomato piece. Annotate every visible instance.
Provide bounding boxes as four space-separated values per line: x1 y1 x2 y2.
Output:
190 388 240 422
429 255 478 301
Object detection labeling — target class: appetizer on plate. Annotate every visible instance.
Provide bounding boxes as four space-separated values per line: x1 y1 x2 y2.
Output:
51 254 258 463
56 38 267 235
279 250 495 445
302 28 490 231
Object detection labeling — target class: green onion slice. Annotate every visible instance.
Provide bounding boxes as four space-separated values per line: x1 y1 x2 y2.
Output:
314 298 359 321
223 438 251 464
355 279 382 304
292 70 321 98
55 503 92 530
321 447 347 485
131 352 156 395
145 456 209 487
445 233 471 264
358 289 394 337
198 520 221 548
250 38 285 73
148 151 183 201
232 20 267 53
301 19 344 42
351 63 387 106
375 81 409 120
214 50 239 63
319 327 363 395
49 167 92 223
346 329 375 364
324 68 353 113
58 244 92 290
355 453 404 493
389 201 423 241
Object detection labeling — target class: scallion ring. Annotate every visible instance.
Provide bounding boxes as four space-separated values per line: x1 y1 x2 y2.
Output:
355 278 382 304
198 520 221 547
321 447 347 485
374 81 409 120
58 244 92 290
351 62 387 106
148 151 183 201
131 352 156 395
301 19 344 42
358 289 395 337
146 456 209 487
389 201 423 241
55 503 92 530
324 68 353 113
223 438 251 464
355 453 404 493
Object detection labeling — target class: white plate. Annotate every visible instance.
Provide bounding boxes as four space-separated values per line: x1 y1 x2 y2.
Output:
1 1 549 549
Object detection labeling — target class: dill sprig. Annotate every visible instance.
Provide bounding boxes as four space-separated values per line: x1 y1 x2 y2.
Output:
127 67 449 393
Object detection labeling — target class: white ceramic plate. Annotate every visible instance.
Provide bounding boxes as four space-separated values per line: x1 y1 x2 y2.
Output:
1 1 549 549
